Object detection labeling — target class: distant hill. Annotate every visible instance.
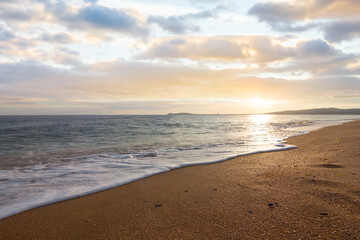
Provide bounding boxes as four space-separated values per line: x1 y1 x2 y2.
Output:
269 108 360 115
167 113 194 115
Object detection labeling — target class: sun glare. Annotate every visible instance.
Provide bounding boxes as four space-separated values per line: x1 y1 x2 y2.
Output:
247 98 282 109
250 114 273 125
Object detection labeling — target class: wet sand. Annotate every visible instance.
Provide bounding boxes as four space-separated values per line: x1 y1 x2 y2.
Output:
1 120 360 239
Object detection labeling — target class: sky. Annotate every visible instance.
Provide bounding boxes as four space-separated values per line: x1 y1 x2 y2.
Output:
0 0 359 115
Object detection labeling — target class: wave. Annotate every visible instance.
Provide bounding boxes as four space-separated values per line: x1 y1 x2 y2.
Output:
0 142 297 220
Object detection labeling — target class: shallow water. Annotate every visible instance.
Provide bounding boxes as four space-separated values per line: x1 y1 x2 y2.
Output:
0 114 359 219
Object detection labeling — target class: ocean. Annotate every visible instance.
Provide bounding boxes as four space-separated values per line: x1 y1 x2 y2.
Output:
0 114 359 219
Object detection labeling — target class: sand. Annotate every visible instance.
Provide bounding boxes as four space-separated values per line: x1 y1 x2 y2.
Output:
0 120 359 240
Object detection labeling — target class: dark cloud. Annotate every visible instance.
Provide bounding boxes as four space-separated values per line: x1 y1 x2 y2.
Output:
323 21 360 42
247 2 320 32
248 2 304 24
57 4 150 37
296 39 338 57
248 0 360 42
148 6 225 34
77 6 145 33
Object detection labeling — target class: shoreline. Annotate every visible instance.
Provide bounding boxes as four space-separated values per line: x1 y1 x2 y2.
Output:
0 118 351 220
0 143 298 221
0 138 299 221
1 120 360 239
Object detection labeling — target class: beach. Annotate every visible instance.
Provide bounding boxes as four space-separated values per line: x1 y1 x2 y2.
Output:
0 120 359 239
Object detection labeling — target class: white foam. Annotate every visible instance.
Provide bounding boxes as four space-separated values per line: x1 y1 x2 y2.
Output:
0 143 297 220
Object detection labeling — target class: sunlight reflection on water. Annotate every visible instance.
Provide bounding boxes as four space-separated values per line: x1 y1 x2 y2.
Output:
249 114 274 145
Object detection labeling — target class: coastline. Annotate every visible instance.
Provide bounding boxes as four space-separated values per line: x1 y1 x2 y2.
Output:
1 120 360 239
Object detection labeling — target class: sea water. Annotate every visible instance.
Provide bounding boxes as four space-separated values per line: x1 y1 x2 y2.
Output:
0 114 359 219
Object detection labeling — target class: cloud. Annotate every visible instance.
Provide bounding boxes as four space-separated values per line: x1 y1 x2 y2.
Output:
248 0 360 42
0 29 81 66
0 0 359 114
40 32 76 44
148 6 225 34
0 1 150 38
0 28 15 41
76 5 149 36
140 36 288 62
323 21 360 42
248 0 360 23
0 9 34 21
0 30 41 61
0 2 130 67
296 39 338 57
84 0 98 4
248 2 323 33
140 36 342 63
140 37 249 60
0 1 48 24
248 2 305 24
50 48 82 66
257 53 359 78
51 4 150 38
1 59 359 114
311 0 360 18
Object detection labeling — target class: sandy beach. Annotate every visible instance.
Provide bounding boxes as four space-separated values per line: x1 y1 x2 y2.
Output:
0 120 359 240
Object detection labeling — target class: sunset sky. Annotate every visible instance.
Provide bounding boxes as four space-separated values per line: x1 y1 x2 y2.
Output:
0 0 359 114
